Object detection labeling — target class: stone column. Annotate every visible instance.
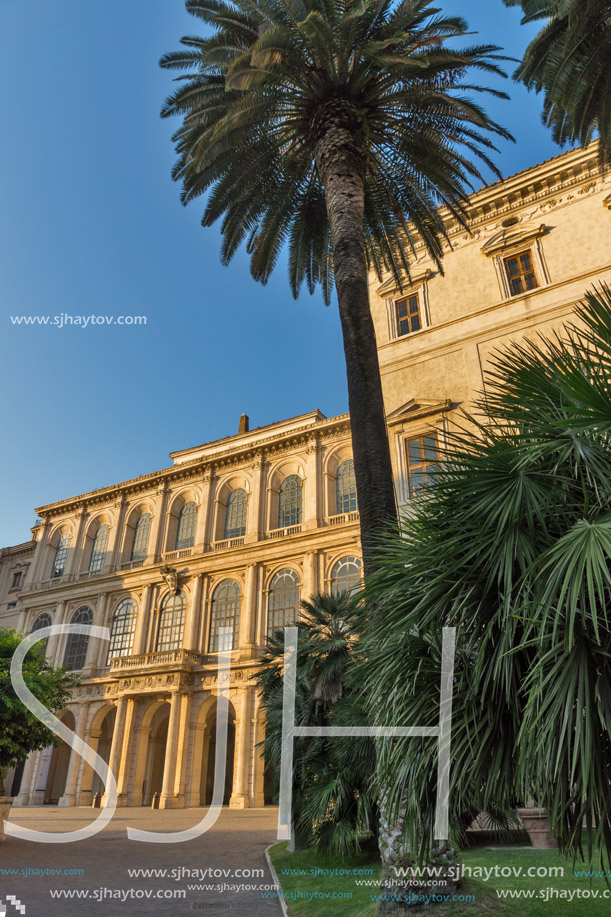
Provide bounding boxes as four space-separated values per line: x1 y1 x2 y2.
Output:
58 705 89 807
185 575 203 651
78 726 102 806
115 698 137 806
87 593 108 676
30 518 51 585
148 485 169 562
109 498 127 570
69 507 89 579
304 439 321 530
12 750 40 806
197 471 215 551
45 601 65 666
133 584 153 656
199 576 210 652
159 691 183 808
239 564 258 659
303 551 318 602
246 456 266 543
230 687 253 808
17 608 27 633
103 697 128 806
171 693 192 807
32 746 53 805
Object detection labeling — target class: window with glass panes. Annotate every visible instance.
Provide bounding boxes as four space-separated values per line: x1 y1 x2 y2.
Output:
89 524 109 572
175 502 197 550
224 489 247 539
63 606 93 670
31 612 52 652
130 513 151 562
503 250 539 295
156 592 185 651
209 580 241 651
278 475 302 528
406 434 439 496
267 569 300 636
396 293 422 337
331 556 363 594
107 598 136 664
336 459 357 513
51 533 70 579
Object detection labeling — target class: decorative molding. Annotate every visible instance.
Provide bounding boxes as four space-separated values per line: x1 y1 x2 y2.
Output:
386 398 453 427
376 267 432 298
481 221 547 258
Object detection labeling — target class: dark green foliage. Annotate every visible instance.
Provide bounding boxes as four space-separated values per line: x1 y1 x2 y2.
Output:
504 1 611 162
161 0 512 302
0 628 78 779
360 284 611 867
256 593 377 856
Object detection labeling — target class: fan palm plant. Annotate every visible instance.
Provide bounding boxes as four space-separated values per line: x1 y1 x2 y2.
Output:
360 285 611 904
255 592 376 855
504 0 611 162
161 0 512 571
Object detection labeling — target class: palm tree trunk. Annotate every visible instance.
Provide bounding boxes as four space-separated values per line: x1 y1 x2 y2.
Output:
316 118 397 575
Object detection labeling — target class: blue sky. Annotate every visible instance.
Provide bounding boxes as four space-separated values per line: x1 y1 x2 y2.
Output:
0 1 561 547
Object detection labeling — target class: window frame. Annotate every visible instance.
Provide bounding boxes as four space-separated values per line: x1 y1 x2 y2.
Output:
130 513 151 562
209 579 241 652
224 489 248 539
107 598 137 664
405 432 439 498
330 556 363 595
88 523 110 572
278 475 302 529
267 568 301 637
63 606 93 670
50 533 71 579
336 459 357 514
175 501 197 551
156 591 185 652
503 249 539 296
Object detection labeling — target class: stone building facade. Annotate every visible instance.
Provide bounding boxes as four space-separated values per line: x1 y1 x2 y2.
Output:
1 141 609 811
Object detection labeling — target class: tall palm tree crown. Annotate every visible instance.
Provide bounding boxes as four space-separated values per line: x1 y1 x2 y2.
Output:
504 0 611 162
161 0 511 571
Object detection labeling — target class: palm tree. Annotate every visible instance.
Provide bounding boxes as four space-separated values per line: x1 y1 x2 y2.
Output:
161 0 511 572
255 592 376 855
361 285 611 902
504 0 611 162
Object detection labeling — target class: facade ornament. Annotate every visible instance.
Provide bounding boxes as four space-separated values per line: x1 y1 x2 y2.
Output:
159 563 179 595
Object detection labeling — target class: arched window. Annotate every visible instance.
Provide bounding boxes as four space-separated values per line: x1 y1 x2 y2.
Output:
63 606 93 670
336 459 357 513
267 569 300 637
88 524 109 572
209 580 241 652
107 598 137 664
175 502 197 550
51 533 71 579
156 591 185 652
31 612 52 652
224 489 248 539
278 475 302 528
331 556 363 595
130 513 151 562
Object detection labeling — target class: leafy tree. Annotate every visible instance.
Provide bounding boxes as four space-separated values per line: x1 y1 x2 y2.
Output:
255 593 376 855
504 0 611 162
161 0 511 571
0 629 78 795
361 285 611 905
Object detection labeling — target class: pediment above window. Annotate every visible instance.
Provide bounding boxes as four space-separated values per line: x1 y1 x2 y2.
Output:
376 267 433 298
481 220 547 257
386 398 453 427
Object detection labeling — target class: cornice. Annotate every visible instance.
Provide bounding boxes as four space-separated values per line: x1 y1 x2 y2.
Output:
34 413 352 520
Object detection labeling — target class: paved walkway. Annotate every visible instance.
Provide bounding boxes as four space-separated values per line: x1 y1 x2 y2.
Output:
0 807 281 917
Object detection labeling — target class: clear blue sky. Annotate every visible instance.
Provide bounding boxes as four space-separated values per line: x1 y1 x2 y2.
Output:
0 1 561 547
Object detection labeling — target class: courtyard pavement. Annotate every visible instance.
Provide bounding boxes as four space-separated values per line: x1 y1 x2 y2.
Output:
0 807 281 917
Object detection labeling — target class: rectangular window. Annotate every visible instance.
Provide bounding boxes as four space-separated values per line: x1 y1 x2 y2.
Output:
503 250 539 296
10 572 22 589
406 433 439 496
396 293 422 337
